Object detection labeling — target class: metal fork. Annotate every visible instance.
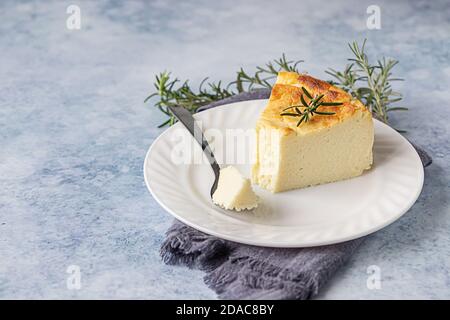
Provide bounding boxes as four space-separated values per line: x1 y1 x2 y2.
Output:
167 105 220 198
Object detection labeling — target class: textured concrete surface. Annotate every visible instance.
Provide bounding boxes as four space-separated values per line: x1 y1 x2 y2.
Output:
0 0 449 299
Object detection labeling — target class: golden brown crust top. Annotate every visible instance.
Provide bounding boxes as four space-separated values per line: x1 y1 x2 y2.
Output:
257 72 371 135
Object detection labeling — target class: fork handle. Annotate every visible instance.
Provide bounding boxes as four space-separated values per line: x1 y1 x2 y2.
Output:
167 106 221 190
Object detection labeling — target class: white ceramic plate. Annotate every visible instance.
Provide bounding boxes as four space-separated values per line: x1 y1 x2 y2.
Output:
144 100 424 247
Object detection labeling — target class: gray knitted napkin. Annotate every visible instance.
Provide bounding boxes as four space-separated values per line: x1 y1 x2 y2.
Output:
160 89 432 300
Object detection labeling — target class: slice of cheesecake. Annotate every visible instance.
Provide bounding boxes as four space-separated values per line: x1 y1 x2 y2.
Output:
252 71 374 193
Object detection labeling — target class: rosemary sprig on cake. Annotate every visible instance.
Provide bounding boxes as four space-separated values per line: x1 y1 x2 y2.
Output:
280 87 343 126
146 40 403 127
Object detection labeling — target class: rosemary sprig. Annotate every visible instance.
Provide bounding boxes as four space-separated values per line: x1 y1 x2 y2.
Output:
145 55 303 127
280 87 343 126
326 39 405 123
144 72 234 127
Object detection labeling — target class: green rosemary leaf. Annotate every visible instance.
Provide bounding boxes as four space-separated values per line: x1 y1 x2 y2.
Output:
386 97 403 103
300 94 309 108
301 86 313 99
387 107 408 112
157 118 172 128
313 111 336 115
311 94 324 107
319 101 343 106
144 92 158 103
297 114 307 126
280 112 301 117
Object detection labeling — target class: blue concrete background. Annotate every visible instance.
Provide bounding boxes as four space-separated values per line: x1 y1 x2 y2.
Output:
0 0 448 299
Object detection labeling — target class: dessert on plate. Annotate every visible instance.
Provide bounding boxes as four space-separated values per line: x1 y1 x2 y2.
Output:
252 71 374 193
